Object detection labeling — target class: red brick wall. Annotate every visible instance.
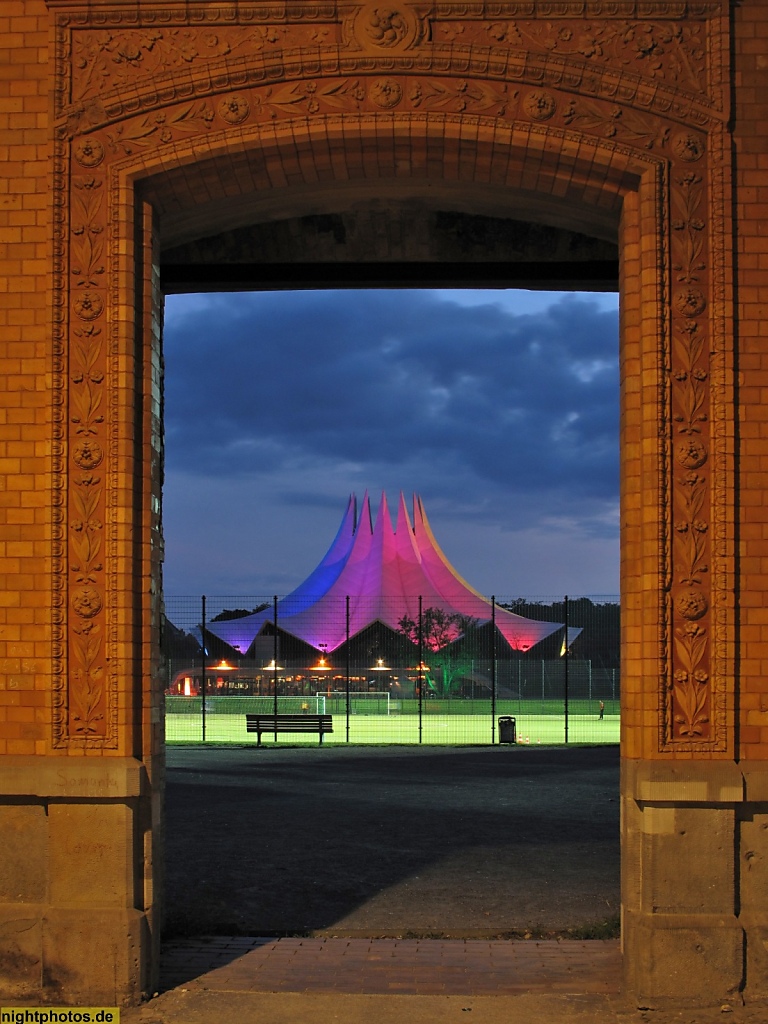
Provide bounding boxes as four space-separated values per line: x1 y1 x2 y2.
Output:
0 0 50 754
733 0 768 757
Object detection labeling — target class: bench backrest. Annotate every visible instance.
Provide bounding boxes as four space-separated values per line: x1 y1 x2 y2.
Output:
245 713 333 732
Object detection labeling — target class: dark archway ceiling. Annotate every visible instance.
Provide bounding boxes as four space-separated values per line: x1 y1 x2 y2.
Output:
160 203 618 293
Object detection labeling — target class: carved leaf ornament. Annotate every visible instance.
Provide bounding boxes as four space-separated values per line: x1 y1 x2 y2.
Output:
667 151 714 745
53 3 727 750
477 17 707 95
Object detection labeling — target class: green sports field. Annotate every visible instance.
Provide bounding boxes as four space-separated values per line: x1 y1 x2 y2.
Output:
165 697 619 745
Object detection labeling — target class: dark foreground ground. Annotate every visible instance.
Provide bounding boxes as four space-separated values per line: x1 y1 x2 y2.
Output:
164 744 620 938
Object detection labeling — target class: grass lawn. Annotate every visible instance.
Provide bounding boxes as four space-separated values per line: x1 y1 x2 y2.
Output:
166 710 619 745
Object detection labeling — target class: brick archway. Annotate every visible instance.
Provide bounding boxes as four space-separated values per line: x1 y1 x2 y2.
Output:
3 0 767 1009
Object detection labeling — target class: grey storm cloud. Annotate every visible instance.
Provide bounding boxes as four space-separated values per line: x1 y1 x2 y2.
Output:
163 290 619 524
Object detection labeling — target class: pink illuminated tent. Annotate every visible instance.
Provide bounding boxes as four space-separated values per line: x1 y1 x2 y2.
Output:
206 493 564 656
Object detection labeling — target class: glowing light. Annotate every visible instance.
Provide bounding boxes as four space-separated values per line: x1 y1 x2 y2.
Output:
311 658 331 672
560 627 582 656
205 493 569 656
371 658 389 671
213 660 236 671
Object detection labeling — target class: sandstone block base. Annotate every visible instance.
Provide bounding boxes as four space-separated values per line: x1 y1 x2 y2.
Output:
0 758 158 1004
622 759 768 1008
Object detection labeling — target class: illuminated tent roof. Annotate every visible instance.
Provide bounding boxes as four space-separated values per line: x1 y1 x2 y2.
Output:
206 493 564 655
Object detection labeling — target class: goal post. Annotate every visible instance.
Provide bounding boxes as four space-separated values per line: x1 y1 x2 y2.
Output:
171 695 328 714
316 691 391 715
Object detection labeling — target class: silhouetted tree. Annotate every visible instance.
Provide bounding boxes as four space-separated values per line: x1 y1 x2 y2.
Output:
211 604 269 622
397 608 479 697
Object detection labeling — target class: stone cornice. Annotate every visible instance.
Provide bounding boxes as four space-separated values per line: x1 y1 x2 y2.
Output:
46 1 725 16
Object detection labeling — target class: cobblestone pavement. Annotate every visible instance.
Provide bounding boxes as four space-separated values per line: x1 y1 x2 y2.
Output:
160 935 621 995
119 936 768 1024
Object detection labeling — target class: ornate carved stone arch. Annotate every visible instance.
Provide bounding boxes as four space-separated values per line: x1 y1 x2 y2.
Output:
9 0 750 1006
53 1 733 758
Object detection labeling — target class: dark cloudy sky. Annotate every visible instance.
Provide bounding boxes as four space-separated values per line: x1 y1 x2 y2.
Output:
162 288 620 599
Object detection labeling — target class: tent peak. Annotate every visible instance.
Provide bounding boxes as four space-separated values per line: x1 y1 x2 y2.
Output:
204 492 565 657
354 491 423 535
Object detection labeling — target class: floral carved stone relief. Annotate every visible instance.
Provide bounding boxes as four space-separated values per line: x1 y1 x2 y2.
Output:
454 17 710 98
667 154 717 747
57 142 111 744
54 3 729 751
70 25 314 104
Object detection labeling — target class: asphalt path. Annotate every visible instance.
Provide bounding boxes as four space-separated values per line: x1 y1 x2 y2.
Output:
164 744 620 939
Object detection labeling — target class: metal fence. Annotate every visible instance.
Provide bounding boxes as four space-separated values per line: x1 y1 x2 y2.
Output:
162 595 620 746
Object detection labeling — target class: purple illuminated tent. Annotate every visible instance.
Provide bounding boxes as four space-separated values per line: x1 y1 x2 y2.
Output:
206 493 564 656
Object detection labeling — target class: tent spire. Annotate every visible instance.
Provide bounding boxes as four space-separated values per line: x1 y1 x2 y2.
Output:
204 492 567 655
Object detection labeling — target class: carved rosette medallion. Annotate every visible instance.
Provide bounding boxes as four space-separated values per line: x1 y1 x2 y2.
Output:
675 287 707 318
676 439 707 471
72 440 104 470
673 132 705 163
523 90 556 121
52 5 729 753
72 292 104 321
218 95 251 125
676 589 708 621
72 586 103 619
347 4 424 52
370 78 402 109
73 138 104 168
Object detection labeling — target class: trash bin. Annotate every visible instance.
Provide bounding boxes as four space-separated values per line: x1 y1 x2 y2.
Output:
498 715 516 744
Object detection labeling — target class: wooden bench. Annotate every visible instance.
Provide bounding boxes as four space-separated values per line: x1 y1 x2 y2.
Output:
245 713 334 746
